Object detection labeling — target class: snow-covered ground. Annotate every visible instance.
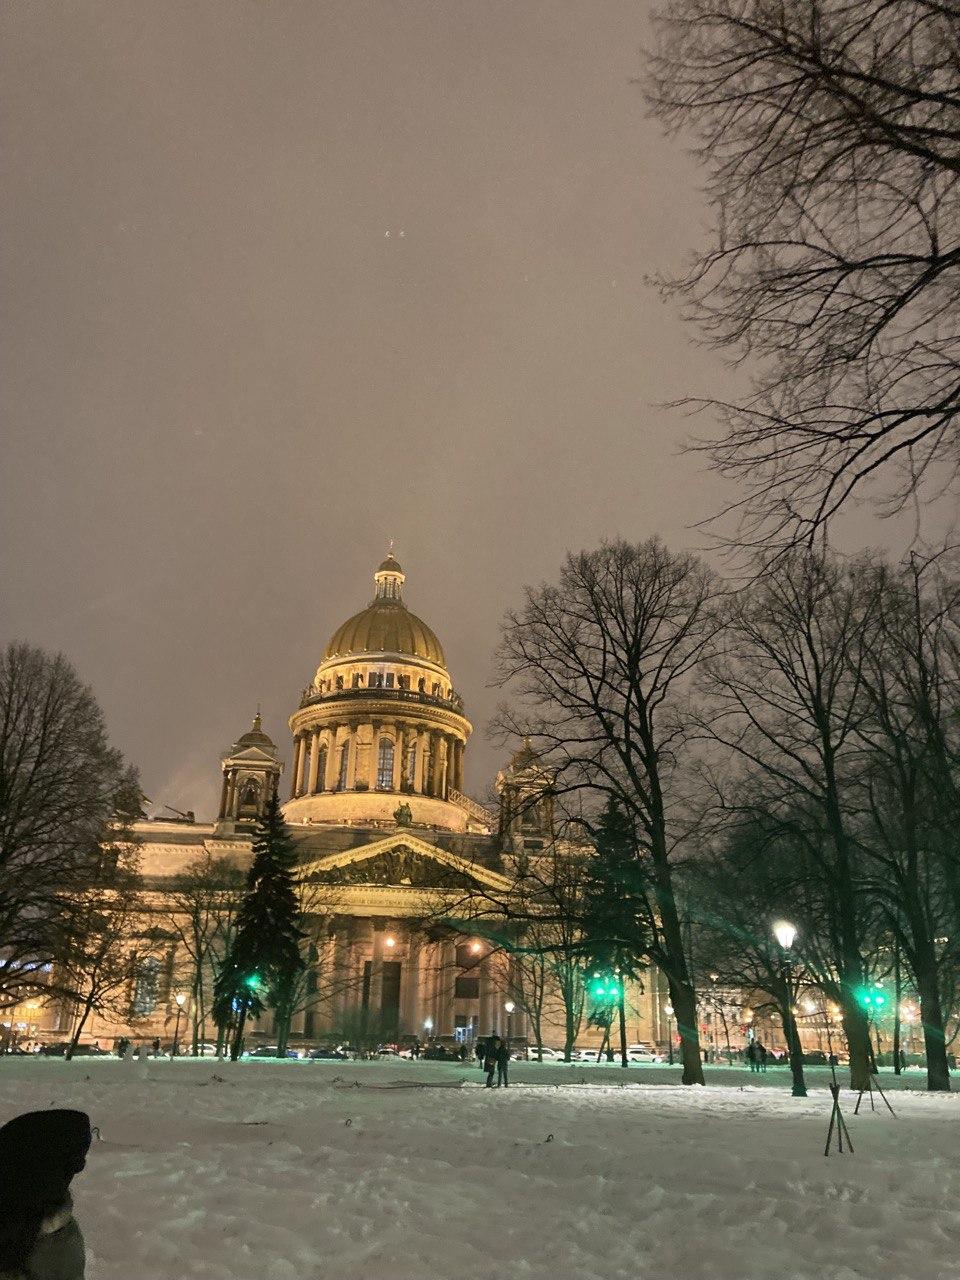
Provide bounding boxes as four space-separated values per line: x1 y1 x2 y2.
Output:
2 1057 957 1280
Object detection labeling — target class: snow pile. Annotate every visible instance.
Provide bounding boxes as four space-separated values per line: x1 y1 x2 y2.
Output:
1 1058 955 1280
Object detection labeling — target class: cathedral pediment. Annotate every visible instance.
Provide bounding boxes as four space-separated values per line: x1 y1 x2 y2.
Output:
298 833 511 894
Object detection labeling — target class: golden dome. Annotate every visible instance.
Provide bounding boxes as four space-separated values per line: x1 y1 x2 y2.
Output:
322 556 447 668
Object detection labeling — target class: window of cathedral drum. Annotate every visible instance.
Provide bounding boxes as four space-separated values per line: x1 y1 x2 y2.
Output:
384 672 394 688
316 746 327 791
131 956 160 1017
337 742 349 790
377 738 394 790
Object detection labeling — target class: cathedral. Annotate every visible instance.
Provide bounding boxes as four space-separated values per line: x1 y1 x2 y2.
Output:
15 555 669 1055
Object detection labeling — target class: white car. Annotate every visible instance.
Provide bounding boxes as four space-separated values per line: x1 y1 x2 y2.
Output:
627 1047 664 1064
520 1046 567 1062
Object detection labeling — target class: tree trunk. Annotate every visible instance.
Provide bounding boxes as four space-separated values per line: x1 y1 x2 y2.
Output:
618 989 628 1067
779 1001 807 1097
892 944 902 1075
670 981 705 1085
229 1004 247 1061
65 992 97 1061
275 1000 292 1057
840 997 872 1091
917 968 951 1091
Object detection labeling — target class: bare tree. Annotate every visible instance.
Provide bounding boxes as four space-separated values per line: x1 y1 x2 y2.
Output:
0 642 140 1005
648 0 960 549
703 551 883 1088
59 841 144 1058
163 852 245 1054
496 539 724 1083
853 551 960 1089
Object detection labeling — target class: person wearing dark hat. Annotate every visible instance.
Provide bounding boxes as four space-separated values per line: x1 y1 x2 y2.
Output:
0 1109 92 1279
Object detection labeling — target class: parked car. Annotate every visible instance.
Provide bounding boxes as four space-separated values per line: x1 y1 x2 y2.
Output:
244 1045 301 1059
307 1046 348 1061
521 1046 567 1062
627 1047 664 1064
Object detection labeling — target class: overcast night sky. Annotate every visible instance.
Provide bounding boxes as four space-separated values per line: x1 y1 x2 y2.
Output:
0 2 943 815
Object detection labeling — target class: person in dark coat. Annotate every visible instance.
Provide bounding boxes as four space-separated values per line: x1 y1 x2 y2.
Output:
475 1038 485 1069
495 1038 510 1088
745 1041 758 1072
0 1109 92 1280
483 1036 500 1088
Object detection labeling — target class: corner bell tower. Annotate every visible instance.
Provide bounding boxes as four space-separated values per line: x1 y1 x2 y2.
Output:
217 713 283 830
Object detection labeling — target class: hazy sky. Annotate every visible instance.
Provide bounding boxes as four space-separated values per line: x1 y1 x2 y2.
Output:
0 2 937 816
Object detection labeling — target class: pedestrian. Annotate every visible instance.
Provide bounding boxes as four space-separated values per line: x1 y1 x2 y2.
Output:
496 1038 510 1088
483 1035 500 1088
475 1038 485 1070
0 1109 92 1280
745 1041 757 1073
151 1038 161 1058
411 1039 420 1060
758 1041 768 1073
898 1048 907 1072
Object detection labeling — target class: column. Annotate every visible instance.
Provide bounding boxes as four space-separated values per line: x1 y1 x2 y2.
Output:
225 769 237 818
400 933 421 1035
218 773 229 820
479 958 495 1037
455 740 464 791
392 724 405 791
368 924 385 1030
438 939 457 1036
429 732 442 798
290 736 303 798
307 729 321 794
324 729 339 790
413 730 427 794
366 722 379 790
346 728 358 790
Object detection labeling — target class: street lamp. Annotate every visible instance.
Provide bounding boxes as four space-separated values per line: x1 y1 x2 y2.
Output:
504 1000 515 1039
772 921 806 1097
423 1017 433 1039
664 1003 674 1065
172 992 186 1058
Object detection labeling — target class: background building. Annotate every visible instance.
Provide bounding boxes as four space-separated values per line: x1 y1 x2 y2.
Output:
15 556 669 1057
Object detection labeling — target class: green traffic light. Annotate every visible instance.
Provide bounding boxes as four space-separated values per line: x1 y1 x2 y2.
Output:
244 973 260 990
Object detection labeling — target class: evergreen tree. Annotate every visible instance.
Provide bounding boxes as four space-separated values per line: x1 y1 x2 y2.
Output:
212 791 304 1060
581 798 650 1065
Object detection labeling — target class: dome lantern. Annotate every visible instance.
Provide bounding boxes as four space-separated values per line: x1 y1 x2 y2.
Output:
374 553 405 603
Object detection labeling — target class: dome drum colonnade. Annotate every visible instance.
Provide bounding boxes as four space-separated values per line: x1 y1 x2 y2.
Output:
283 555 472 831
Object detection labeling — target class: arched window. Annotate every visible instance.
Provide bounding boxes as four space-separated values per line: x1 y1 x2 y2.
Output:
131 956 160 1017
377 737 395 790
337 742 350 790
315 746 327 792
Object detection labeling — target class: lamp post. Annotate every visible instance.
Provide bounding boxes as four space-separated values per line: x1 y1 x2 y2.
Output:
664 1003 674 1065
504 1000 515 1041
423 1017 433 1041
772 920 807 1097
172 992 186 1058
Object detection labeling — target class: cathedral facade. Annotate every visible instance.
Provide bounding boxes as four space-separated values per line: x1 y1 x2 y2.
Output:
12 556 670 1056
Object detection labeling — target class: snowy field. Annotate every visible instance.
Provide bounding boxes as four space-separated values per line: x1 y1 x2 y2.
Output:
2 1057 957 1280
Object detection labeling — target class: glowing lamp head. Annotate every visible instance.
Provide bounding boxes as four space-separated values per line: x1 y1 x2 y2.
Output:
385 936 396 948
504 1001 515 1014
175 993 186 1008
773 920 797 951
423 1017 433 1032
470 941 482 954
664 1003 674 1017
